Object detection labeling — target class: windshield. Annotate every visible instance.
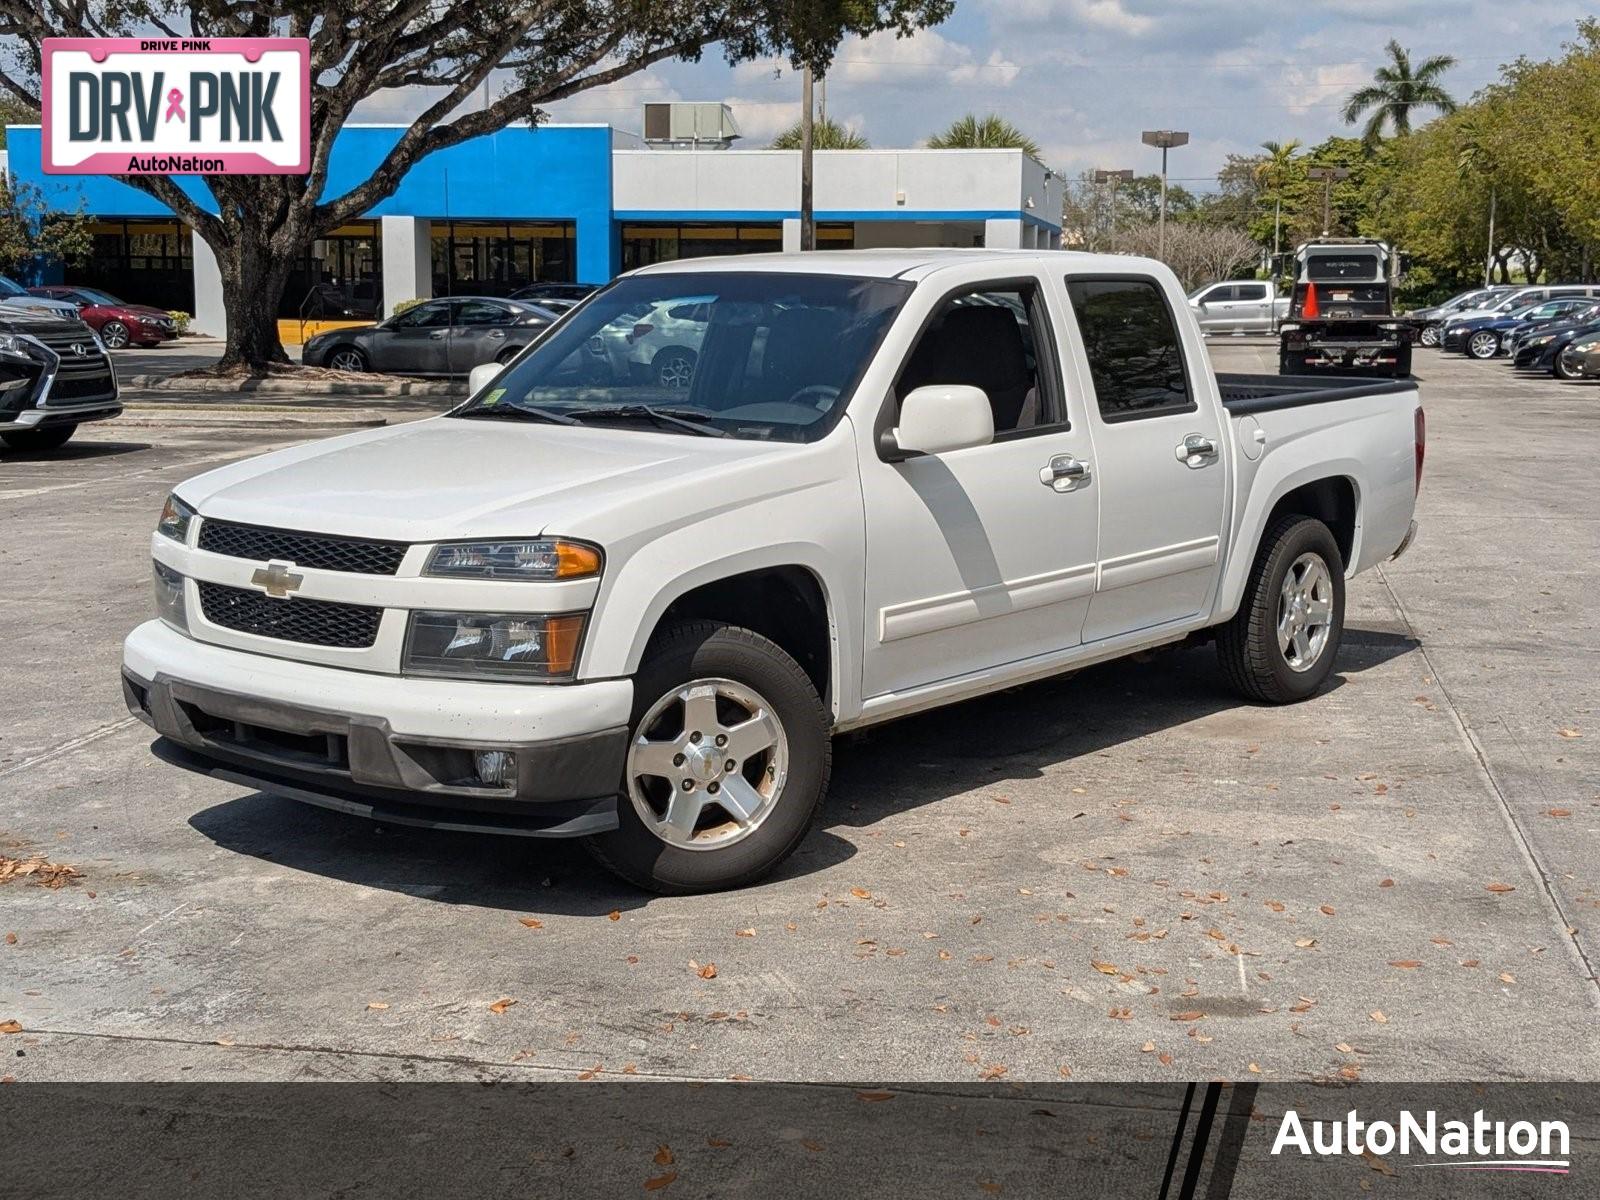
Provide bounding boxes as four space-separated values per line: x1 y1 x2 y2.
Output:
0 277 26 298
73 288 125 306
453 271 911 442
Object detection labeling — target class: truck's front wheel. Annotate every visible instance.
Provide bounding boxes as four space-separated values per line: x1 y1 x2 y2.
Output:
1216 516 1345 704
585 620 830 893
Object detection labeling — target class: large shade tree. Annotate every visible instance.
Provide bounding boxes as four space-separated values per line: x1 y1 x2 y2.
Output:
0 1 950 369
1342 39 1458 146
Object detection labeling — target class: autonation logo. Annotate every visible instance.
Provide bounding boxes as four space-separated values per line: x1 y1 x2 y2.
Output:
1273 1108 1571 1174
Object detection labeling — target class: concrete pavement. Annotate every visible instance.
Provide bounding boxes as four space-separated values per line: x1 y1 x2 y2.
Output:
1 346 1596 1082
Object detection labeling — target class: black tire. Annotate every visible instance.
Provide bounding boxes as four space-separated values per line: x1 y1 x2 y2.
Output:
584 620 830 894
326 346 367 372
495 345 521 365
1555 353 1582 380
100 320 130 349
0 425 76 452
1216 515 1345 704
652 347 697 390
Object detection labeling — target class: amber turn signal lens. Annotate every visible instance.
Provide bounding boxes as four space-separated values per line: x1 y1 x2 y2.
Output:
554 541 603 578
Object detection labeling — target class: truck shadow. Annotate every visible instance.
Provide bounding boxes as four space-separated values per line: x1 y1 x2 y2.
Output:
186 625 1417 907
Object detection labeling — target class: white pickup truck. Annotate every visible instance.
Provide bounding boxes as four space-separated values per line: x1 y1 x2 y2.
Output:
123 250 1423 893
1187 279 1291 334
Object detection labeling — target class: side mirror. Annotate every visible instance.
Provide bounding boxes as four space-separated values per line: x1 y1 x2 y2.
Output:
890 385 994 457
468 362 501 397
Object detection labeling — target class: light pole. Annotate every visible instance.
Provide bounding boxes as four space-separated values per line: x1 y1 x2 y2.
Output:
1093 168 1133 251
1140 130 1189 259
1306 166 1351 237
800 66 815 251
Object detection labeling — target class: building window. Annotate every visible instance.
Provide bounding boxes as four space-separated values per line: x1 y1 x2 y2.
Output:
621 222 853 270
431 221 576 297
282 222 382 319
65 219 194 312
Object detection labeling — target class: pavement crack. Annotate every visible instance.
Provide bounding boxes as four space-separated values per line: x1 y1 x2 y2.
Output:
0 717 140 781
1374 562 1599 1002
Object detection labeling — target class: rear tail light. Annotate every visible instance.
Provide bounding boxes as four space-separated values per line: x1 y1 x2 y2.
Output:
628 321 654 343
1414 405 1426 494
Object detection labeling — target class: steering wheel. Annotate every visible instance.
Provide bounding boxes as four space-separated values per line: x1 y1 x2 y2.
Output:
787 384 840 410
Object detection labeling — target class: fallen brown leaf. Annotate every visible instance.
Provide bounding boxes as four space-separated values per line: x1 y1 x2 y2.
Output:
643 1170 677 1191
849 887 872 900
855 1090 895 1102
654 1146 674 1166
1170 1011 1205 1022
0 1019 21 1034
1369 1010 1387 1024
1319 905 1336 916
979 1064 1008 1080
1091 961 1119 975
489 998 517 1015
1335 1043 1354 1054
1556 728 1582 739
736 928 756 938
1485 883 1516 894
519 917 544 929
608 910 621 921
689 960 717 979
1499 972 1516 985
1388 960 1421 970
367 1001 390 1011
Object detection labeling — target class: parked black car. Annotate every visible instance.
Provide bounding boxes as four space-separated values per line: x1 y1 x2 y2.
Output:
0 309 120 451
1513 308 1600 376
508 282 598 312
300 296 559 376
1440 296 1595 358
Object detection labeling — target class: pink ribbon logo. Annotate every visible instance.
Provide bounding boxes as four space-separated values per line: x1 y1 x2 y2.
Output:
164 88 185 123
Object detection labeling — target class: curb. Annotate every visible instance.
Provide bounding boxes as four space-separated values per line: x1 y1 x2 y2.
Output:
120 374 465 398
118 402 417 429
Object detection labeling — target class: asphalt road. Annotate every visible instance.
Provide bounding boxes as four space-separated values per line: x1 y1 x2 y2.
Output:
1 343 1596 1083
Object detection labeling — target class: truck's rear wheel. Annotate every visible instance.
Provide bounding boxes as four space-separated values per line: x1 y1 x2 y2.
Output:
1216 515 1345 704
0 425 76 452
584 620 830 893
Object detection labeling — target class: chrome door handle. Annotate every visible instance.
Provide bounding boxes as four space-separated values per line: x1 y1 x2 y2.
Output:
1176 434 1218 466
428 330 447 339
487 329 506 338
1040 455 1091 491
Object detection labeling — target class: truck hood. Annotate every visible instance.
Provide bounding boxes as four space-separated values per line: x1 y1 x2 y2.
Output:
177 416 800 541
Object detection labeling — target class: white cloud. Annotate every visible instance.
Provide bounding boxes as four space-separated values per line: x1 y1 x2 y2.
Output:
733 28 1019 91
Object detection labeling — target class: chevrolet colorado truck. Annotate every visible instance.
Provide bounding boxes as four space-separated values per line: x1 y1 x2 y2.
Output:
122 250 1423 893
0 308 120 451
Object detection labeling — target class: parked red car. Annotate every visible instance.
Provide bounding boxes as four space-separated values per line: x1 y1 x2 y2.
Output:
27 286 178 348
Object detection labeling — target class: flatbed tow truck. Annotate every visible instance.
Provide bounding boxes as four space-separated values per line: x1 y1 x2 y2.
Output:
1278 238 1413 378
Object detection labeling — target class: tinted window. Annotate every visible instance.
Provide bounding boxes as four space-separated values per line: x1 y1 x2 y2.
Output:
1235 284 1268 301
1067 278 1192 422
457 300 514 326
1306 255 1381 280
898 286 1057 435
1199 286 1232 304
391 301 451 329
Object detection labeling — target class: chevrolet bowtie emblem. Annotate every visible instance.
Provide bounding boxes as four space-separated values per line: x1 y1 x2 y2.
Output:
251 560 304 598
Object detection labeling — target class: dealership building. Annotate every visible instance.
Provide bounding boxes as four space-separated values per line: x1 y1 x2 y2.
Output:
3 105 1063 337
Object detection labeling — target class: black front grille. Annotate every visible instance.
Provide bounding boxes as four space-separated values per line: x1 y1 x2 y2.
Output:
198 582 382 648
198 519 408 575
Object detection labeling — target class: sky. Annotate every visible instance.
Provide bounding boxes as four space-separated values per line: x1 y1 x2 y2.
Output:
354 1 1595 190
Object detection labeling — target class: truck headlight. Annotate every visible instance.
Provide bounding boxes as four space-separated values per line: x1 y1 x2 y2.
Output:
402 611 586 679
424 538 601 580
152 560 188 633
0 333 33 360
157 494 195 542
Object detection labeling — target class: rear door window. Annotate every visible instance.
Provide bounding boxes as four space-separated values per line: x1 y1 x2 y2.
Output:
1235 284 1268 301
1066 277 1194 422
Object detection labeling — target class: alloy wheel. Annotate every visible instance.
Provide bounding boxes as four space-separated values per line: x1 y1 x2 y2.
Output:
626 677 789 850
1277 552 1334 674
329 348 366 371
1468 331 1499 359
101 322 129 349
1419 326 1440 347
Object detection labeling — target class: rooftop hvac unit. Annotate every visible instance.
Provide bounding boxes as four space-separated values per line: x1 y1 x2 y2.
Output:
642 102 741 147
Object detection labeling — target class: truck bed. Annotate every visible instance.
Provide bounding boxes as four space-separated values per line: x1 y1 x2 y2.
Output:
1217 372 1415 415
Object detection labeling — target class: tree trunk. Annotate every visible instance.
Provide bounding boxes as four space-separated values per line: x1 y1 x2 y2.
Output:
210 221 300 371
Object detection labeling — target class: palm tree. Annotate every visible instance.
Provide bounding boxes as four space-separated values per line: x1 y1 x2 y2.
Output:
1254 139 1302 263
926 113 1041 159
770 117 869 150
1342 40 1457 146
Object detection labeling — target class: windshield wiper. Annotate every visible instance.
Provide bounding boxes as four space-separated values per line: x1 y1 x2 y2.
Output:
571 404 727 438
454 403 581 426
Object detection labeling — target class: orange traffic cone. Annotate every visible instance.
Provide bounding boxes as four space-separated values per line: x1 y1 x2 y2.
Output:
1302 281 1320 319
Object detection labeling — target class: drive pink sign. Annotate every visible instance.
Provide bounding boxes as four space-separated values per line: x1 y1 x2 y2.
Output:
42 37 309 175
